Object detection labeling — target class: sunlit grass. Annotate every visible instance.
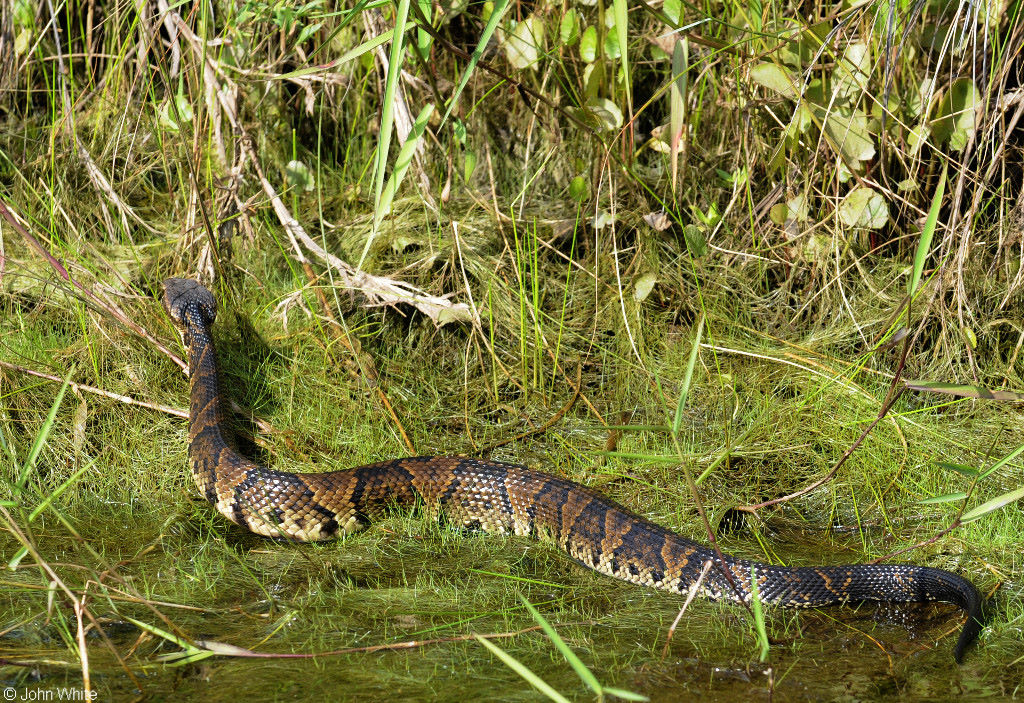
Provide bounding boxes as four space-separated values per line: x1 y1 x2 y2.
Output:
1 0 1023 698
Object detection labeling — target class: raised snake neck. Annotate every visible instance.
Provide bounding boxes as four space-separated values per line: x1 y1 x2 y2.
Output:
163 277 984 661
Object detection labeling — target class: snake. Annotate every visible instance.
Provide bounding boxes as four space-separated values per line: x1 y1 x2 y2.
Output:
163 277 984 661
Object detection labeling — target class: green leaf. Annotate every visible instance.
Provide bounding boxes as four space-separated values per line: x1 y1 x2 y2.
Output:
569 176 588 202
14 28 31 56
787 102 813 138
173 90 193 124
414 0 433 59
832 42 869 102
580 25 597 63
750 62 799 100
436 305 473 325
295 21 323 45
583 60 604 99
633 273 657 302
962 324 978 348
585 97 623 132
664 0 682 24
603 25 620 60
769 203 788 225
285 160 315 192
558 9 579 46
786 192 809 221
838 186 888 229
934 461 979 478
932 78 980 151
691 201 720 227
821 108 875 166
683 224 707 257
505 15 544 69
669 38 687 191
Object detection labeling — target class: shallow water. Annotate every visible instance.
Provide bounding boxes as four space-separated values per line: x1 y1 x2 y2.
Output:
2 508 1021 702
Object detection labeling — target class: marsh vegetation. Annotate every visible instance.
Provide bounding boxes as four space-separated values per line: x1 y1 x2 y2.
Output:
1 0 1023 700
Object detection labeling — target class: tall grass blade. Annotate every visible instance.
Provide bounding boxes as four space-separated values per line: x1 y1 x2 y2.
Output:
979 443 1024 480
365 103 435 264
473 634 571 703
960 485 1024 523
27 457 96 522
935 461 979 477
672 314 704 435
369 0 412 251
670 38 688 195
437 0 511 128
19 371 72 489
612 0 631 121
749 567 770 662
909 163 946 296
904 380 1024 401
126 617 216 665
276 30 396 78
518 595 601 694
917 492 969 505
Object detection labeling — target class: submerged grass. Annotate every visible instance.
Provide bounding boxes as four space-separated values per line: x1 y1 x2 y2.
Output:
2 0 1024 700
2 261 1021 700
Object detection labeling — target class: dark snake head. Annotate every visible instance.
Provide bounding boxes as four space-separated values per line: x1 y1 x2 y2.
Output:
163 278 217 335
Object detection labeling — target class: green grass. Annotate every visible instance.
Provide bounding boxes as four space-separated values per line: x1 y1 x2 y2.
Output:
2 0 1024 699
2 263 1021 699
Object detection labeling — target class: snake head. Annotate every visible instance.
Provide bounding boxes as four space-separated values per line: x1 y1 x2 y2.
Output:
163 278 217 331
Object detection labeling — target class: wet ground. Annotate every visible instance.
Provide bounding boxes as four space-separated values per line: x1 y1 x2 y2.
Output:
2 507 1021 702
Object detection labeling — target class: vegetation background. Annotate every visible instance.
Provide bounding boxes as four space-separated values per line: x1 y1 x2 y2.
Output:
1 0 1022 699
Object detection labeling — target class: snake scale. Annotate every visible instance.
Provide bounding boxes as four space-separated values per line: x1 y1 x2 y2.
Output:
163 278 984 661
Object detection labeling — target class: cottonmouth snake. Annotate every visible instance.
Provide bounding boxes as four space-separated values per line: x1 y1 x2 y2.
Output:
163 277 984 661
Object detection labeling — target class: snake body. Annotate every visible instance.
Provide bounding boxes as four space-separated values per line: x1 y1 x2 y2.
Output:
163 278 984 660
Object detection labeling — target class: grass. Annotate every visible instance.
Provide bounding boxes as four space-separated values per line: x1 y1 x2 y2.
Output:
2 0 1024 699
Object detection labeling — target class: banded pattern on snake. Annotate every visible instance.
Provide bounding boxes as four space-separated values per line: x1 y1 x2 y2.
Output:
163 277 984 661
